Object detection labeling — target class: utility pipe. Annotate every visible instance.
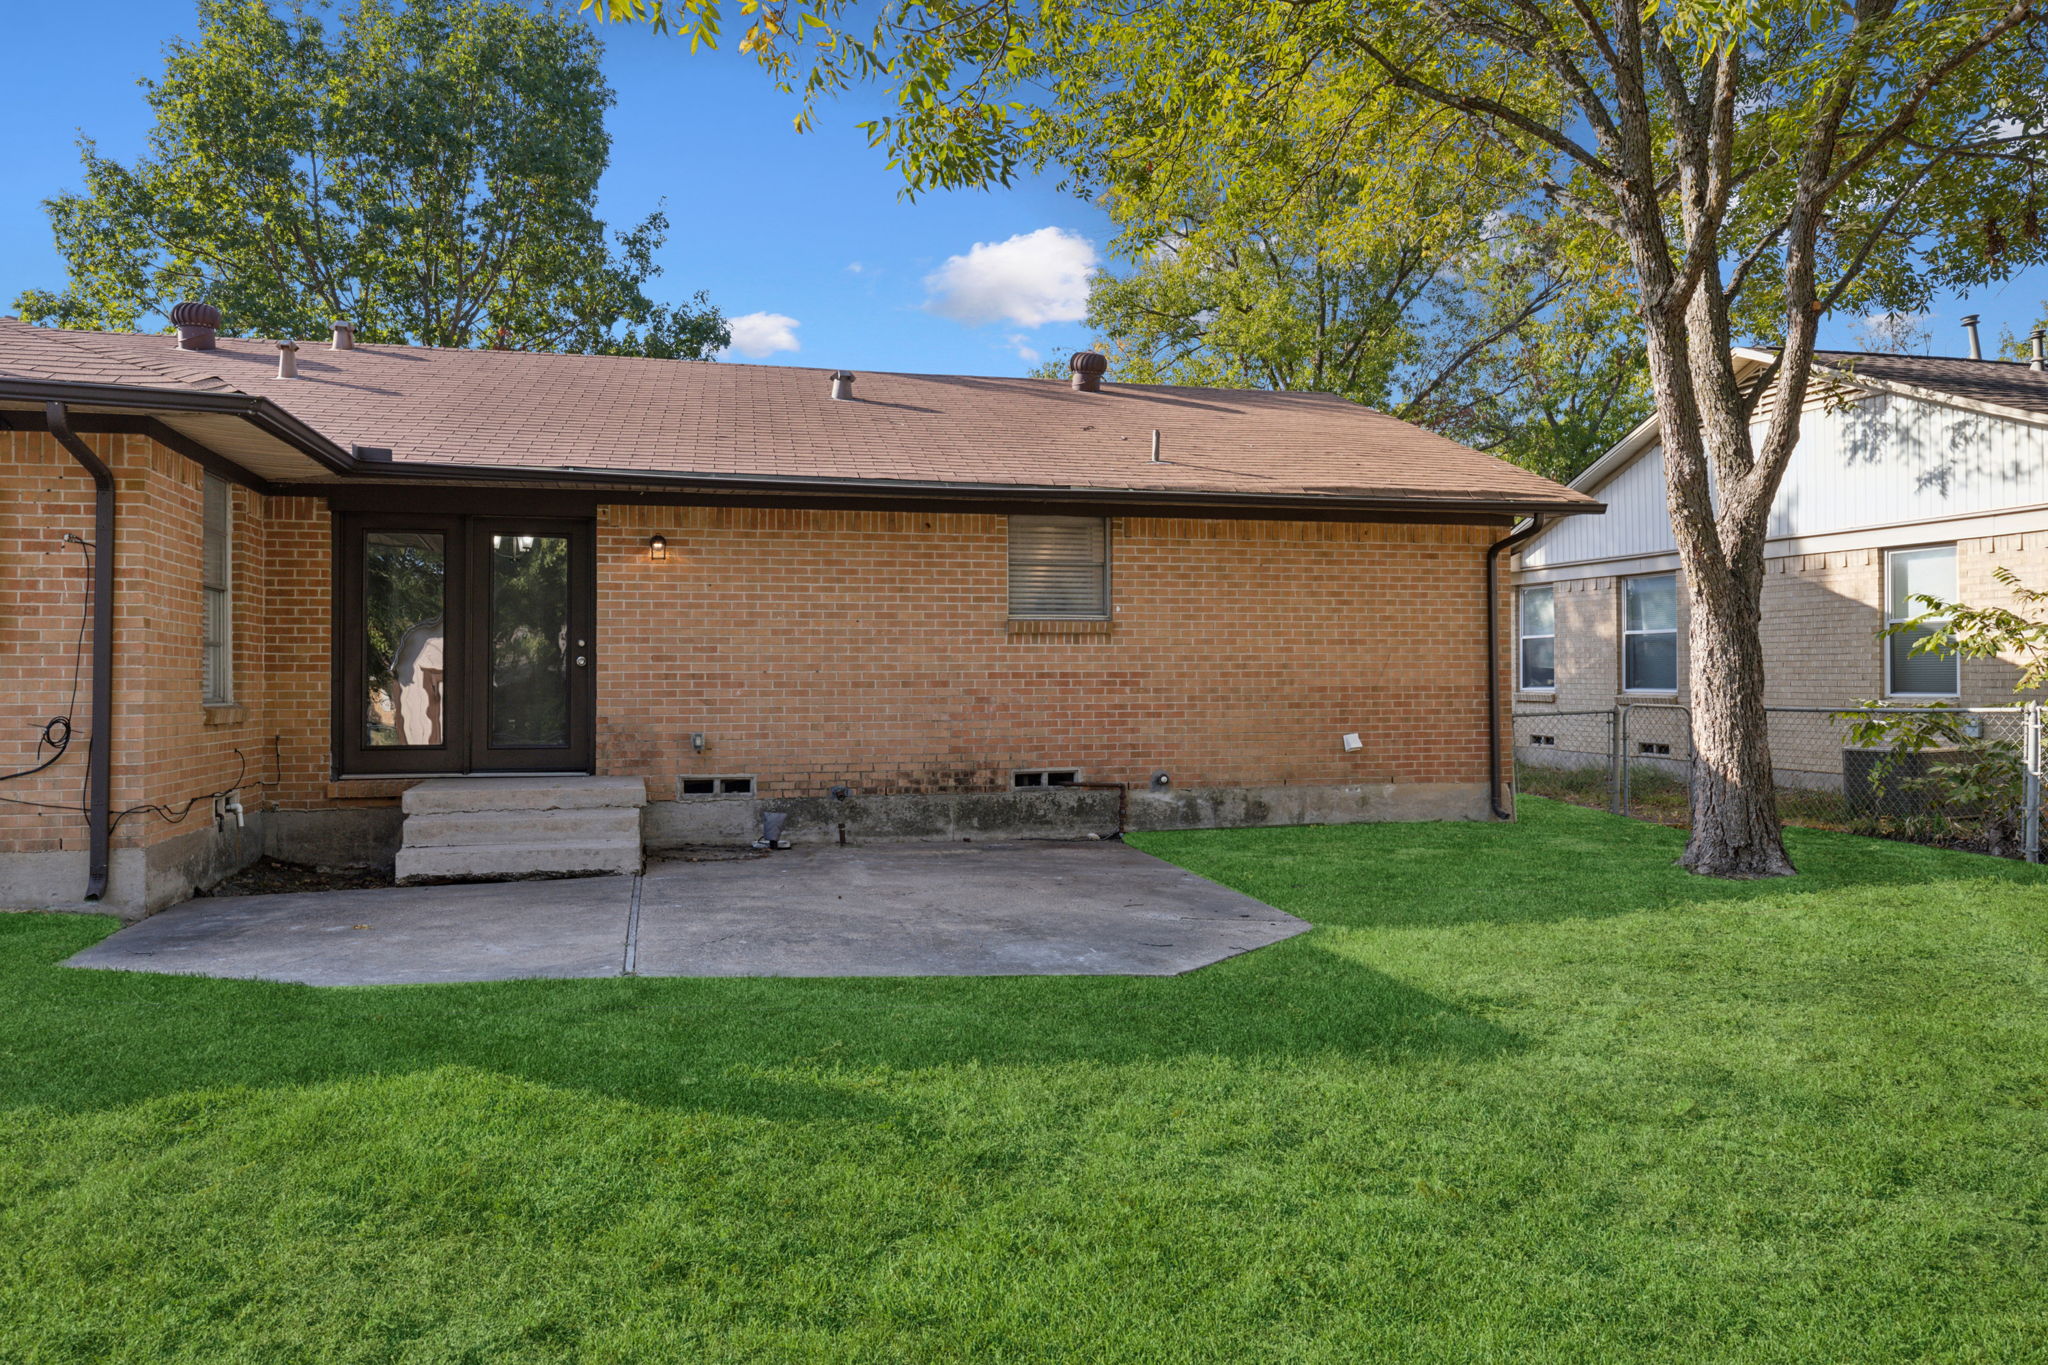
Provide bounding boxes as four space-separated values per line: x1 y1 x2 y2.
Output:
44 401 114 900
1484 516 1549 821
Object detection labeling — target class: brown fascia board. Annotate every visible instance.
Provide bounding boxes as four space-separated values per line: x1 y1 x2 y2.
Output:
316 459 1607 520
0 377 358 478
0 376 1604 521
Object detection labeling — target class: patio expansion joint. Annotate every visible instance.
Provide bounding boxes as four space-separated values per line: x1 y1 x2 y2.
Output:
622 873 644 977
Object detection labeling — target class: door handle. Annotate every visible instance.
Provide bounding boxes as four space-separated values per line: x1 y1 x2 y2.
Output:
575 655 588 667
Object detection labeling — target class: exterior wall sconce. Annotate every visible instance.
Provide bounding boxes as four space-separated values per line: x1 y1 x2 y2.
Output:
648 533 667 562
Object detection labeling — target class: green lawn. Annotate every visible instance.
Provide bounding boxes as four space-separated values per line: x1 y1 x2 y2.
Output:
4 799 2045 1363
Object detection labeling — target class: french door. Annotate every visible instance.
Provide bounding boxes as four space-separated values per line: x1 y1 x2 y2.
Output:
337 514 595 775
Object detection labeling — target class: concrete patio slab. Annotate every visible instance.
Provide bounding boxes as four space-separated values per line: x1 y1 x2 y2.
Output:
633 841 1307 977
63 841 1307 986
65 876 636 986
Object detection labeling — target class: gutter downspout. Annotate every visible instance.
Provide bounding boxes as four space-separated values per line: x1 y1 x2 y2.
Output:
44 402 113 900
1485 516 1549 821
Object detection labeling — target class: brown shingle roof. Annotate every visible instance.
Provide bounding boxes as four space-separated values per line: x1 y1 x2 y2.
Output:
0 318 1596 511
1812 350 2048 417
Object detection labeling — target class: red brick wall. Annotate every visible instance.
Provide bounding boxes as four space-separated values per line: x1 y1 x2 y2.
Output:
4 430 1507 876
596 505 1500 803
0 429 291 860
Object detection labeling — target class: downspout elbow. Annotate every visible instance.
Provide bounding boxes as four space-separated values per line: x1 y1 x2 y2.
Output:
44 402 114 900
1486 516 1548 821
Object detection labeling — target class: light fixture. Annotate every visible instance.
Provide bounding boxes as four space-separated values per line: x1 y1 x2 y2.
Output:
648 533 667 562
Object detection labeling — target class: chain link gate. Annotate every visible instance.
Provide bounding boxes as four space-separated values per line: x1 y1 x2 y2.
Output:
1513 701 2045 861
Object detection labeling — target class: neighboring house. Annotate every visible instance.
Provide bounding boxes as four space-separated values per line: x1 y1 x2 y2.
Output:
0 309 1595 914
1512 345 2048 784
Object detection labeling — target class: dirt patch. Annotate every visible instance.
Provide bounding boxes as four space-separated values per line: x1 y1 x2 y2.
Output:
648 846 770 865
197 858 394 897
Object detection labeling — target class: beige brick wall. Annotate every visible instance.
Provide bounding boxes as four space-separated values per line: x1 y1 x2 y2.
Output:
1514 530 2048 773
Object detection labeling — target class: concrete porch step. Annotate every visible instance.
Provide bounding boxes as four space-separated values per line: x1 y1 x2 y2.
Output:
396 776 647 884
396 839 642 884
402 806 641 849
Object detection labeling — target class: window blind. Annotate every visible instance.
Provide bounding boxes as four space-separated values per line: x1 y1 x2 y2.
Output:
202 474 231 702
1008 515 1109 618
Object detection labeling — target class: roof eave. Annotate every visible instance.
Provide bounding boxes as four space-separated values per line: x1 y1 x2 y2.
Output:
0 376 359 477
338 457 1605 519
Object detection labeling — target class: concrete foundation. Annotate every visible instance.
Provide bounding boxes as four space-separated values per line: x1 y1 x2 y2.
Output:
263 806 404 871
644 781 1492 850
0 812 267 920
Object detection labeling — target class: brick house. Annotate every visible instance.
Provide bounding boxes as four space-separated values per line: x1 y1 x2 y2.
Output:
1 310 1595 914
1512 342 2048 783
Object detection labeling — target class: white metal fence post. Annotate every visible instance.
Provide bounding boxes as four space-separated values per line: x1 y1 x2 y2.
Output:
2025 700 2041 864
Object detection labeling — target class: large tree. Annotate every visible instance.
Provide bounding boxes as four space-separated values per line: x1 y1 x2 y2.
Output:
595 0 2048 876
1079 171 1647 481
20 0 727 357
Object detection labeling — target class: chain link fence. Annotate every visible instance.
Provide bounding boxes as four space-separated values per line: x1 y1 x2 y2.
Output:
1513 702 2044 860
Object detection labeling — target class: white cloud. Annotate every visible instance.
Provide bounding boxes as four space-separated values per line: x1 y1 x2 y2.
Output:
724 311 801 359
846 261 871 275
1006 334 1042 365
923 227 1097 327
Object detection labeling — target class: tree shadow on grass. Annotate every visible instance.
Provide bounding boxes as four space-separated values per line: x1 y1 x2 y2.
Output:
1 913 1515 1120
1131 797 2048 931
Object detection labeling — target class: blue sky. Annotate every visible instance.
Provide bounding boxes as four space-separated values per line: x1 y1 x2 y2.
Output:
0 2 1116 377
4 2 2046 376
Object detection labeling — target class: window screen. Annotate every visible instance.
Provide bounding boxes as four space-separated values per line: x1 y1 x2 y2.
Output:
202 474 231 702
1622 573 1678 692
1520 586 1555 690
1008 515 1109 618
1887 546 1958 695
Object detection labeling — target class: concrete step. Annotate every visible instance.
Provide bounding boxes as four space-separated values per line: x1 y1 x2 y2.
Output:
402 807 642 849
402 775 647 816
396 839 642 884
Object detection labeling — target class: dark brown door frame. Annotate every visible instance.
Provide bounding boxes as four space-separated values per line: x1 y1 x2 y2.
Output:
334 512 595 776
464 517 596 774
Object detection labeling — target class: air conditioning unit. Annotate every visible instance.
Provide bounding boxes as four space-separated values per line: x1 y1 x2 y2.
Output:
1841 748 1956 819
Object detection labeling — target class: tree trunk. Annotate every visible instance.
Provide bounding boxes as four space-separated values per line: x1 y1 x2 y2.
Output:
1631 260 1798 879
1679 551 1796 877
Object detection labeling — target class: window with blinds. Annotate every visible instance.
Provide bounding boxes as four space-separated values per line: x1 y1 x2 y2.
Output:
1007 515 1110 619
202 473 232 703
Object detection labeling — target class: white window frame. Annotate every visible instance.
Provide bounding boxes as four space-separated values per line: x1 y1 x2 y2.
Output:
1519 585 1556 692
1884 545 1960 698
201 473 232 704
1621 572 1679 695
1006 515 1111 620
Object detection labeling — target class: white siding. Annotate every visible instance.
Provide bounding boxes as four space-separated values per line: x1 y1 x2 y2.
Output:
1525 391 2048 569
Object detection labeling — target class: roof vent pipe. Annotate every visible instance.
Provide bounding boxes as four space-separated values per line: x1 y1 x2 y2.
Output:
1150 429 1162 463
2033 328 2045 372
331 322 355 351
1962 314 1983 360
830 370 855 401
276 339 299 378
169 300 220 351
1069 350 1108 392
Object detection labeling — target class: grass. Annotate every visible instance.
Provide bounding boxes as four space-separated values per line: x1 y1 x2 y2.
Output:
1518 761 2014 854
3 798 2046 1363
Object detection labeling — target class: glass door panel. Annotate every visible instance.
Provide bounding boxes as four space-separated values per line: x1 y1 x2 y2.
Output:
487 532 571 748
362 531 449 748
